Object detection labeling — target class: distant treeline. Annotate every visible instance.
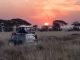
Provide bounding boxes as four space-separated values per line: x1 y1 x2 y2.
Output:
0 19 80 32
40 20 80 31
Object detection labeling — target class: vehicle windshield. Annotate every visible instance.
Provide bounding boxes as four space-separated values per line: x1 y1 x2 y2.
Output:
16 27 35 34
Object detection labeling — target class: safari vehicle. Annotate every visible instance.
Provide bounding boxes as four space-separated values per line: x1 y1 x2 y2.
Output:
9 25 38 46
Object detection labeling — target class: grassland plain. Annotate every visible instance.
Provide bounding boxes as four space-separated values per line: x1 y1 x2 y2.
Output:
0 31 80 60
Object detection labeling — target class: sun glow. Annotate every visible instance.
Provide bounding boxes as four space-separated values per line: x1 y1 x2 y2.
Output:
44 22 49 26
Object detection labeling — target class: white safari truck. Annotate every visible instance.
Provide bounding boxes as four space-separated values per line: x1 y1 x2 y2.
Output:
9 25 38 46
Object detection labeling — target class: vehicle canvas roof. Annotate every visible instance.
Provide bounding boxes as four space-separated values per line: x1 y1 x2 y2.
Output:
19 25 33 28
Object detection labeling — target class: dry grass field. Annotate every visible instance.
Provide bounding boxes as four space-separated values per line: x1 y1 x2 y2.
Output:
0 31 80 60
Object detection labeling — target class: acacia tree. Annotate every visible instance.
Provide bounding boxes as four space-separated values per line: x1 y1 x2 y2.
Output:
11 18 31 26
72 21 80 31
52 20 67 31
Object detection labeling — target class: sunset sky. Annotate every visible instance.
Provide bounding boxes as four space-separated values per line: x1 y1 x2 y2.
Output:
0 0 80 26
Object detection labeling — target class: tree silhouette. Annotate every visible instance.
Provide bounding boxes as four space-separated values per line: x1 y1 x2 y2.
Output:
72 21 80 26
72 21 80 31
52 20 67 31
40 25 49 31
11 18 31 26
0 18 31 32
